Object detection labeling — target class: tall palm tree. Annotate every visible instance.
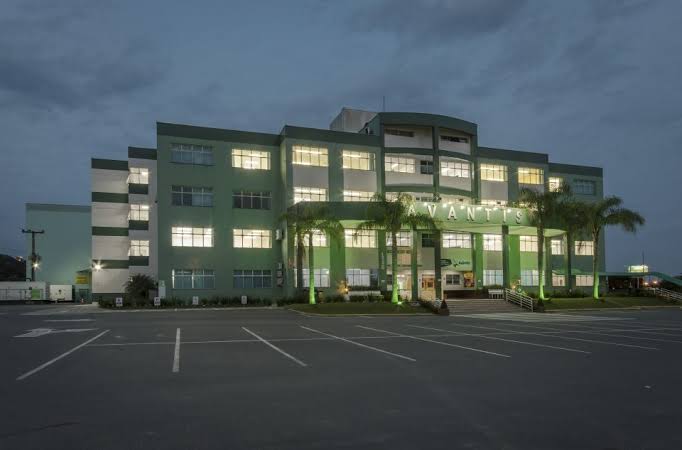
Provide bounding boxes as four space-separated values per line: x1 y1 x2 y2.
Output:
356 193 439 304
556 199 590 291
281 204 343 305
517 185 571 303
582 196 645 300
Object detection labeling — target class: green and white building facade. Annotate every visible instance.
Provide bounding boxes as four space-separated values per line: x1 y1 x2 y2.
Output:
90 108 604 301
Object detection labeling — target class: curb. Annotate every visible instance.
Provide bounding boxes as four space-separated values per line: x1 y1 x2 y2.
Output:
284 308 433 318
543 305 682 313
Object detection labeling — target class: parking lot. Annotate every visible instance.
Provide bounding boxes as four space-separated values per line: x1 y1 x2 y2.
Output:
1 305 682 449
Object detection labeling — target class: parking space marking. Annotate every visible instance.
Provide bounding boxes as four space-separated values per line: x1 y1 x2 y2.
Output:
456 312 631 322
242 327 307 367
16 330 110 381
447 322 659 350
172 328 181 373
300 326 416 362
549 322 682 341
356 325 511 358
408 324 590 354
44 319 94 323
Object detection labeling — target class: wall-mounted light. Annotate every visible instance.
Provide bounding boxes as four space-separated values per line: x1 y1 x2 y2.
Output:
94 262 102 271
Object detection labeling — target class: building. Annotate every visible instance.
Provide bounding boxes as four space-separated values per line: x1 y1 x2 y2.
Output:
90 108 604 301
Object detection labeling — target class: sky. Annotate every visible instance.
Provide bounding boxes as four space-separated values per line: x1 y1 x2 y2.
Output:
1 0 681 275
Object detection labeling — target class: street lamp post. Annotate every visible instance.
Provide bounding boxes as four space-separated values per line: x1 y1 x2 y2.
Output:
21 229 44 282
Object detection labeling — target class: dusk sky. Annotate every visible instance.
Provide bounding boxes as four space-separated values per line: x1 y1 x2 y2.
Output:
2 0 681 274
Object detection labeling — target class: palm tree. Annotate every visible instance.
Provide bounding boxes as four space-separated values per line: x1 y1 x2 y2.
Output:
124 274 156 306
356 193 439 304
556 199 590 291
582 196 645 300
281 204 343 304
517 185 571 303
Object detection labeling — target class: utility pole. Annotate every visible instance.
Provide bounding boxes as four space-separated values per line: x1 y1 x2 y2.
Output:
21 229 44 282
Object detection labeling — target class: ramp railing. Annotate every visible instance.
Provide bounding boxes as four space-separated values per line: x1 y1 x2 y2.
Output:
504 288 534 311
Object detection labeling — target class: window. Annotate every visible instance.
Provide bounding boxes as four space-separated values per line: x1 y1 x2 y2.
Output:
518 167 544 185
298 230 327 247
294 187 327 203
231 149 270 170
170 143 213 166
345 229 376 248
520 236 538 252
421 233 435 248
548 177 563 192
574 179 596 195
172 186 213 207
386 231 412 247
292 145 328 167
521 270 540 286
342 151 375 171
483 270 503 286
551 239 564 255
233 229 272 249
385 156 415 173
440 160 470 178
129 240 149 256
575 240 594 256
419 160 434 175
445 273 461 285
385 128 414 137
576 275 594 286
483 234 502 251
233 191 271 210
233 270 272 289
343 190 374 202
295 268 330 288
553 274 566 287
441 135 468 143
129 204 149 221
172 269 215 289
171 227 213 247
480 199 508 206
442 233 471 249
480 164 507 182
128 167 149 184
346 268 371 287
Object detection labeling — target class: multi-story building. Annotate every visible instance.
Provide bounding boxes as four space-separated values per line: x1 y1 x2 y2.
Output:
90 108 604 301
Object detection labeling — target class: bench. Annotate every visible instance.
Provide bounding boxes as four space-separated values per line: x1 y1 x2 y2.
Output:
488 289 504 299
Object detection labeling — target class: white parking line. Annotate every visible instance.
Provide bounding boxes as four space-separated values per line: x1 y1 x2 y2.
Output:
44 319 94 323
300 326 416 362
172 328 181 373
16 330 110 381
408 324 590 354
242 327 307 367
357 325 511 358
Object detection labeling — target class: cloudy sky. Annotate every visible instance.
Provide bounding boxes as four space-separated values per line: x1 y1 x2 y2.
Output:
2 0 681 274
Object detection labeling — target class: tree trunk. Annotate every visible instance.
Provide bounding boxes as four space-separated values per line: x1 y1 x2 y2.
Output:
537 226 546 301
592 228 601 300
391 231 399 304
296 232 304 296
308 232 316 305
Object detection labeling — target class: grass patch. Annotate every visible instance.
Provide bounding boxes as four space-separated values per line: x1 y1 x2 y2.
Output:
287 302 430 315
543 296 677 310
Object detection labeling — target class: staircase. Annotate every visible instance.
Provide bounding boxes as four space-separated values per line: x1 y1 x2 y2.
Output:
445 298 528 315
648 287 682 302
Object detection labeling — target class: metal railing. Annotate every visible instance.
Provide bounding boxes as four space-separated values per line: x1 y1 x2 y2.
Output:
504 288 534 311
648 287 682 302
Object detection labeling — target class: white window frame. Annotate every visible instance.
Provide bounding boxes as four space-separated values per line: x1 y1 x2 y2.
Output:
483 234 502 251
231 149 270 170
385 156 415 173
128 167 149 185
294 187 327 203
576 275 594 286
480 199 508 206
552 274 566 287
575 240 594 256
440 160 470 178
551 239 564 255
345 229 376 248
480 164 507 182
386 231 412 247
295 268 330 288
171 227 213 248
548 177 563 192
343 190 375 202
342 151 375 171
483 270 503 286
129 203 150 221
233 229 272 249
298 229 327 247
521 269 540 286
442 232 471 249
129 240 149 257
520 236 538 252
292 145 328 167
346 268 371 287
518 167 544 185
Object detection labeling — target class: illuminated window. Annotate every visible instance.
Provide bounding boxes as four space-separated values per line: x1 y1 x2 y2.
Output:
172 186 213 207
553 274 566 287
129 240 149 257
576 275 594 286
233 270 272 288
442 233 471 249
574 179 596 195
548 177 563 192
518 167 544 185
386 231 412 247
346 268 371 287
292 145 328 167
129 204 149 221
575 240 594 256
343 190 374 202
294 187 327 203
483 270 503 286
233 229 272 249
385 156 415 173
297 230 327 247
294 268 330 287
231 149 270 170
170 143 213 165
480 199 508 206
521 269 540 286
128 167 149 184
483 234 502 251
171 227 213 247
520 236 538 252
345 229 376 248
480 164 507 182
342 151 375 170
440 160 470 178
172 269 215 289
551 239 564 255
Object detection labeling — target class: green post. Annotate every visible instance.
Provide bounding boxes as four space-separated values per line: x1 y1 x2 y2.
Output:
545 237 553 294
378 230 387 292
329 230 346 297
502 225 510 288
411 228 419 301
473 233 484 290
434 230 442 300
